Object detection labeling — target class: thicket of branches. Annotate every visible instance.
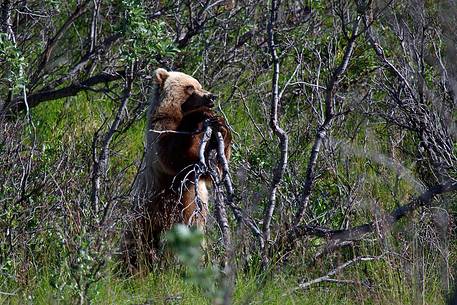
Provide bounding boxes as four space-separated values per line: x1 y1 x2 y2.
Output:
1 0 456 303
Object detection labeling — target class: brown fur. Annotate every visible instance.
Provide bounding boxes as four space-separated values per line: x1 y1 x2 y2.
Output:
122 69 231 271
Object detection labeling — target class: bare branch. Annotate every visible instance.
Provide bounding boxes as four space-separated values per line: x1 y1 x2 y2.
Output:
30 0 91 87
3 71 124 115
92 70 133 216
214 130 263 245
293 14 361 227
262 0 289 266
50 33 122 88
290 180 457 253
196 121 234 305
297 255 382 290
89 0 101 52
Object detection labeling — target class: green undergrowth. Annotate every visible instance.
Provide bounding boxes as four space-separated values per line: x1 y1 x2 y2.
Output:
0 262 447 305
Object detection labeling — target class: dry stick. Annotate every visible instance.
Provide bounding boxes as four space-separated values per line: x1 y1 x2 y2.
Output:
195 121 232 252
262 0 289 267
292 17 361 229
89 0 101 52
296 255 382 290
213 130 243 305
214 130 234 251
195 125 263 245
194 122 213 215
209 157 234 305
211 128 249 254
196 121 265 303
214 131 264 246
214 188 234 305
196 122 234 305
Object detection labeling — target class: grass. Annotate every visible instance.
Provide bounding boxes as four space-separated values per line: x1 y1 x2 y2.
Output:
0 259 449 305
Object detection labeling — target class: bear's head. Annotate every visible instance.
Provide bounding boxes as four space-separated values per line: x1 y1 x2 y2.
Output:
154 68 217 117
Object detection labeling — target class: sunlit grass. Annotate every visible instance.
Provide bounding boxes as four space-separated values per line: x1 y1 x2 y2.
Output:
0 258 448 305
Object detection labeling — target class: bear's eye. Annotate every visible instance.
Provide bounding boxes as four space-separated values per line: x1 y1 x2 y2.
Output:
185 85 195 95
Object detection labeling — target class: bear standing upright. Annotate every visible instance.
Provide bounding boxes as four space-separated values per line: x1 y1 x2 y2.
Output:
123 68 232 270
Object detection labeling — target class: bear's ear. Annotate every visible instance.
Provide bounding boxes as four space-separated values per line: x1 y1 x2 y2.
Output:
185 85 195 95
154 68 169 86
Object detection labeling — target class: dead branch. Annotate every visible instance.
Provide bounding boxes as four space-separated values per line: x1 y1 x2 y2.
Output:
195 119 262 245
194 121 213 215
289 180 457 254
196 121 234 305
363 9 457 181
296 255 382 290
292 12 361 229
3 71 125 115
49 34 122 89
262 0 289 266
214 130 263 246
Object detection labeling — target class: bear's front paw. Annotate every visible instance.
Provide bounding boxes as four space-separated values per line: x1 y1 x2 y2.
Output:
206 116 225 131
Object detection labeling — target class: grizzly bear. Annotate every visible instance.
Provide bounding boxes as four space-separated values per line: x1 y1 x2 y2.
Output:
122 68 232 270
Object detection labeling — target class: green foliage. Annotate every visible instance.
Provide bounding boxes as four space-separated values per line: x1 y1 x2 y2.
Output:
166 225 204 264
310 0 326 11
118 0 178 63
165 225 224 302
32 93 144 181
0 33 27 93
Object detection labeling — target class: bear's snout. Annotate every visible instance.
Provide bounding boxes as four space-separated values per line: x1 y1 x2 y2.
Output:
204 93 217 107
206 93 217 102
182 92 217 113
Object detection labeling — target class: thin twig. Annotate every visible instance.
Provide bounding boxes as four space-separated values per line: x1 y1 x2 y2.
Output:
30 0 91 87
92 68 133 217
